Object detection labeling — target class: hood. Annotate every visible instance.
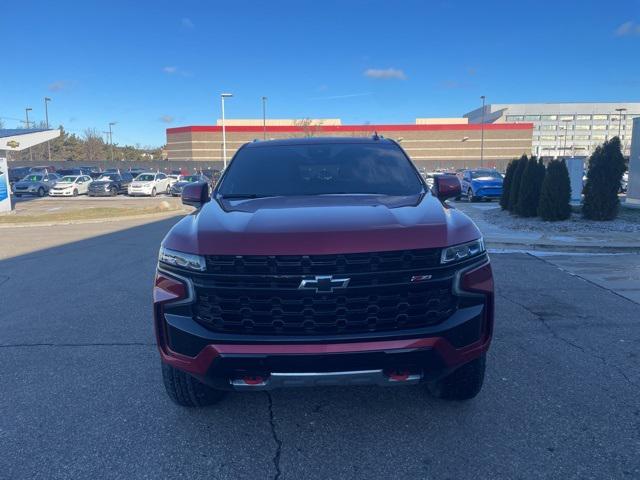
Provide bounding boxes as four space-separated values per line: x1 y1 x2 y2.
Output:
471 177 502 187
163 194 481 256
91 180 115 185
172 182 190 189
53 182 74 188
14 181 40 187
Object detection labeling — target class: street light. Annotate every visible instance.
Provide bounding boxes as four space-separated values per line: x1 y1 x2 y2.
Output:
479 96 486 168
562 119 572 157
108 122 116 162
220 93 233 169
25 107 33 161
615 107 627 139
44 97 52 162
262 96 268 140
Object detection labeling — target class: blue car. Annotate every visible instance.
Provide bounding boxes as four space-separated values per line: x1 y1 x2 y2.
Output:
460 169 503 202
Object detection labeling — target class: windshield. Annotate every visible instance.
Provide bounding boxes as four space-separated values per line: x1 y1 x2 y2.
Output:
60 176 79 183
98 174 118 181
218 143 423 197
183 175 201 182
470 170 502 180
136 174 155 181
22 175 43 182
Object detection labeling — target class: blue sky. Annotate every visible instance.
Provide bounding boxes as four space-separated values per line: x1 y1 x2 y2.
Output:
2 0 640 147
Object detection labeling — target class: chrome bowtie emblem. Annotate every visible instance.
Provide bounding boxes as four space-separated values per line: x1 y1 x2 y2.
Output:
299 275 350 293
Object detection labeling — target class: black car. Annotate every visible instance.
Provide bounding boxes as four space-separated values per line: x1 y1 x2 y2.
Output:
88 172 133 196
169 174 210 196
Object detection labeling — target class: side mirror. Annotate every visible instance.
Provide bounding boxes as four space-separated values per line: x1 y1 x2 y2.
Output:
432 175 461 201
181 182 210 208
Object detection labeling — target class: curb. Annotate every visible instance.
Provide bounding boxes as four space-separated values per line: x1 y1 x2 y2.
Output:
486 240 640 254
0 210 188 228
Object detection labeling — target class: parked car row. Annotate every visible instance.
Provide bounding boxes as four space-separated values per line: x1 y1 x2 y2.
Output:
10 169 215 198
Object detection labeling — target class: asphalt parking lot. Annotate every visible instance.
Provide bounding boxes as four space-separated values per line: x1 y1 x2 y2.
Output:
1 217 639 479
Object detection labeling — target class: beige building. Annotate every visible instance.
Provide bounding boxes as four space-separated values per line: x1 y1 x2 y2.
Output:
166 120 533 170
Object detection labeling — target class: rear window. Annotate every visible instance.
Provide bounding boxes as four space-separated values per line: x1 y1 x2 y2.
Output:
218 142 423 197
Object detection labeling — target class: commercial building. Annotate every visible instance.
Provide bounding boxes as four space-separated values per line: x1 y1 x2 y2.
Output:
166 119 533 170
464 102 640 158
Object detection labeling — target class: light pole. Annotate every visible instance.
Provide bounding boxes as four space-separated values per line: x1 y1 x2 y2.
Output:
44 97 52 162
262 96 267 140
615 107 626 139
479 96 486 168
25 107 33 161
220 93 233 169
108 122 116 162
562 119 572 158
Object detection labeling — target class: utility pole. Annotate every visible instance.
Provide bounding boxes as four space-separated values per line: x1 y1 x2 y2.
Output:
220 93 233 169
262 96 268 140
615 107 626 139
25 107 33 161
479 96 486 168
44 97 52 162
108 122 116 162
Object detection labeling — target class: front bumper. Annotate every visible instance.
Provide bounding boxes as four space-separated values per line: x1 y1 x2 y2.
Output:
49 189 75 196
154 280 493 391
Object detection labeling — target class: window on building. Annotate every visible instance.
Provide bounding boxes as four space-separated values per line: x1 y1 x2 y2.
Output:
524 115 540 121
559 115 574 121
574 135 590 140
506 115 524 121
541 115 557 121
540 125 557 130
591 134 606 140
592 114 608 120
592 125 606 130
540 135 556 141
558 124 572 130
576 115 591 120
575 125 590 130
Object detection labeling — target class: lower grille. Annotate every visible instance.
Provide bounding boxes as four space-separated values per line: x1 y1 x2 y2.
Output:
193 281 457 335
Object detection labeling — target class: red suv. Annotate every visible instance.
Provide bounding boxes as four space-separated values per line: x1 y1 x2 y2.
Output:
154 137 494 406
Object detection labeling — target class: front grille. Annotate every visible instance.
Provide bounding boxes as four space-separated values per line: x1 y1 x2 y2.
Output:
191 249 459 336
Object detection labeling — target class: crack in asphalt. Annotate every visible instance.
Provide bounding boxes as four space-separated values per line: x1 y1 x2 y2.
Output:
498 292 638 391
265 391 283 480
0 342 156 348
529 253 640 307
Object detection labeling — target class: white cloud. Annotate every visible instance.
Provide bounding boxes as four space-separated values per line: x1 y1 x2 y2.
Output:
614 21 640 36
181 17 195 29
163 66 177 74
364 68 407 80
48 80 68 92
159 115 174 123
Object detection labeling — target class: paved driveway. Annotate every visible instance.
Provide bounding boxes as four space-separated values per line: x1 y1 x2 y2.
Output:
0 218 638 479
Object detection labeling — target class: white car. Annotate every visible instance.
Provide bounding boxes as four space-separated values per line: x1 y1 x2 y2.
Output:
48 175 93 197
128 172 171 197
167 174 183 188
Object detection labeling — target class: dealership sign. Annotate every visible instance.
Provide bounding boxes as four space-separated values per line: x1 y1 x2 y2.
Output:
0 157 12 213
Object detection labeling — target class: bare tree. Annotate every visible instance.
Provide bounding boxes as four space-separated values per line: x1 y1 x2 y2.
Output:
293 118 324 137
83 128 104 161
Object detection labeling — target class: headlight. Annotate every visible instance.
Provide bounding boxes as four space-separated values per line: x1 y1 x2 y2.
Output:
159 247 206 271
441 238 485 264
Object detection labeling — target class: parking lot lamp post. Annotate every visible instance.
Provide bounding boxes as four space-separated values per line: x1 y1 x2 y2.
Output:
221 93 233 169
615 108 626 139
480 96 485 168
108 122 116 162
262 96 267 140
44 97 52 162
25 107 33 161
562 119 571 158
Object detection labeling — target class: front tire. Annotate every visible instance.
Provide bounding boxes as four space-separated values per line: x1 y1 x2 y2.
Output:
427 354 486 401
151 187 157 197
37 187 45 197
161 363 226 407
73 189 78 197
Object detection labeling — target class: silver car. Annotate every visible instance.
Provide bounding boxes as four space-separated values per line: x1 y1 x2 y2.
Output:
12 173 60 197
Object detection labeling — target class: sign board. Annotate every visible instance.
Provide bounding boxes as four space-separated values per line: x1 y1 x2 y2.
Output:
0 157 12 213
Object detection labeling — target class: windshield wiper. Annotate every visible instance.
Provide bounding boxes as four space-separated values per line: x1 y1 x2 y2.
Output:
218 193 277 199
